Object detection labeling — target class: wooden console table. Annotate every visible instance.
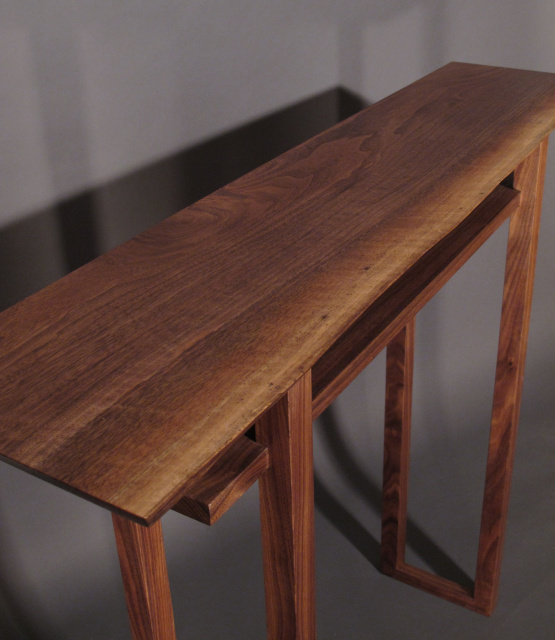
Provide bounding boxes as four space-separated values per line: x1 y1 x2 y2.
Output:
1 63 554 638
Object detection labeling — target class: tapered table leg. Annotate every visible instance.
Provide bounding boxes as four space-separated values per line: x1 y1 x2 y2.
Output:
381 319 415 576
473 139 549 614
257 370 316 640
113 514 177 640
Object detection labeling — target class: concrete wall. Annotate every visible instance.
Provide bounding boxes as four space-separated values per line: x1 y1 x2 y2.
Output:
0 1 554 638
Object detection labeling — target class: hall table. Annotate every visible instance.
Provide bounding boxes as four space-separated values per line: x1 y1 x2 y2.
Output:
1 62 555 638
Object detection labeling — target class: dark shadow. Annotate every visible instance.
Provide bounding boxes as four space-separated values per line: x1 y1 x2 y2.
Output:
314 475 381 567
0 85 366 635
0 86 366 312
0 209 64 312
57 192 102 272
0 505 56 640
0 593 31 640
0 588 43 640
317 406 474 591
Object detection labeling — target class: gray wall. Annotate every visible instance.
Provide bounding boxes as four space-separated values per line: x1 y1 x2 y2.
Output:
0 2 554 638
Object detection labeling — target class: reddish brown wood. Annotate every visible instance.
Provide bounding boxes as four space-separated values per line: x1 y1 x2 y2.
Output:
378 140 549 616
171 436 269 525
256 371 316 640
385 564 475 611
0 65 554 526
0 65 554 638
381 320 415 576
474 139 549 614
113 515 176 640
312 184 520 418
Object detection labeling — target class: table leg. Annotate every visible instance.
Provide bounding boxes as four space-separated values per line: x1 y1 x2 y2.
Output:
473 138 549 614
113 514 177 640
381 319 415 576
380 139 549 614
381 318 477 608
256 370 316 640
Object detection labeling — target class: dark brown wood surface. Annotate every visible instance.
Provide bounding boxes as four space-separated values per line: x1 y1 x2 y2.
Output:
171 435 269 525
378 142 549 615
113 515 177 640
1 63 555 524
257 372 316 640
474 138 548 613
312 183 520 418
381 321 415 576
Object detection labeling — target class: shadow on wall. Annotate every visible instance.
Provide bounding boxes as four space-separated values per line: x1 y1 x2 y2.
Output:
0 87 366 312
0 509 51 640
0 86 365 638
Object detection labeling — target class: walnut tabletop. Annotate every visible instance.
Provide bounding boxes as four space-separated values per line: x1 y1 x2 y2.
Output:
1 62 555 527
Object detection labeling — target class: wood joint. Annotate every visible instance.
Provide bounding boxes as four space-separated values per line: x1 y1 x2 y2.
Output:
172 436 269 525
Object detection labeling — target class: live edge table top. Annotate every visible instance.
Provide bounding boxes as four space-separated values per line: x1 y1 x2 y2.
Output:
1 63 555 526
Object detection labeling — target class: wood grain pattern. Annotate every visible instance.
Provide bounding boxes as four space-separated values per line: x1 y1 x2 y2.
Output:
312 183 520 418
381 320 415 576
473 139 549 614
113 515 176 640
171 436 269 525
256 372 316 640
383 563 476 611
378 141 549 616
0 64 555 525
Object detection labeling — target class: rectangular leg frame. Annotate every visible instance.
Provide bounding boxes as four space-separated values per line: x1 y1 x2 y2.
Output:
380 140 548 615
